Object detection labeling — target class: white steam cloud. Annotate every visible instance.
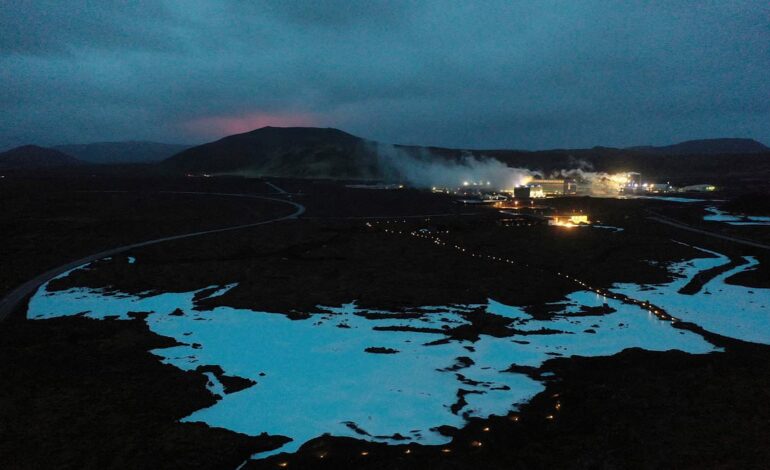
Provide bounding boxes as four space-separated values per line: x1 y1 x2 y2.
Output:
372 143 635 196
373 143 537 190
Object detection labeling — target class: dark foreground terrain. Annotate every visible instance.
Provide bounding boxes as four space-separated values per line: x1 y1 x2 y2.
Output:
1 176 769 469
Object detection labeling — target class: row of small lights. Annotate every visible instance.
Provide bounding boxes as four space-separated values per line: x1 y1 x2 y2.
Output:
279 213 670 468
272 363 561 460
366 219 681 325
273 405 566 467
268 221 573 467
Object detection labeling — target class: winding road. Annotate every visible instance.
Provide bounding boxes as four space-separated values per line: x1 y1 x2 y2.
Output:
0 190 305 322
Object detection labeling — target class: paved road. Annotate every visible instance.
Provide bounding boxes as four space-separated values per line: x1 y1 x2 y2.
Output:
647 211 770 251
0 191 305 322
302 212 483 220
264 180 289 195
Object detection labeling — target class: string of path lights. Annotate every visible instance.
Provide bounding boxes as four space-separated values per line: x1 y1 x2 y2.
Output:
264 216 663 468
365 218 681 324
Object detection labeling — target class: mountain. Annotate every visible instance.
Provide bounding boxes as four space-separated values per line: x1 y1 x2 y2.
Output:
162 127 381 178
0 145 86 169
162 127 770 182
55 141 191 164
628 138 768 156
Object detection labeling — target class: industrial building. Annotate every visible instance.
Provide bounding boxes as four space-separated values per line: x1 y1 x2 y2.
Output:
529 178 583 197
644 183 674 193
680 184 717 192
564 178 578 195
534 179 569 196
528 185 546 198
621 172 643 193
513 186 531 199
508 178 581 199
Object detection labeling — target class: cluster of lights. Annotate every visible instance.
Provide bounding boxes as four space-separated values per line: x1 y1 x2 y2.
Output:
462 180 492 187
549 220 580 229
269 410 530 467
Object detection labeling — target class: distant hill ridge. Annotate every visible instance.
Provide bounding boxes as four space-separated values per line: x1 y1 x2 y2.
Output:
2 131 767 177
627 138 768 156
55 141 191 164
0 145 86 169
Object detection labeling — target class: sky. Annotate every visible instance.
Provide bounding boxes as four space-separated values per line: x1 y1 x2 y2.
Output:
1 0 769 150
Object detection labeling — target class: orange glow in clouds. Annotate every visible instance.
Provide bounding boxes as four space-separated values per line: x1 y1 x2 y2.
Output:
183 111 320 138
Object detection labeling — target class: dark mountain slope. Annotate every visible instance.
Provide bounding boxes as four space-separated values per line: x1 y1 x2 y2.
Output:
162 127 381 179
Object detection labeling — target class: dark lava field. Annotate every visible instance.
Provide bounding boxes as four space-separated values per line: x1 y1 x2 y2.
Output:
1 176 770 469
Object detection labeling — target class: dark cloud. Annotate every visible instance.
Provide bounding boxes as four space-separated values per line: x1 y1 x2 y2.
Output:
0 1 176 55
257 0 417 29
1 0 768 150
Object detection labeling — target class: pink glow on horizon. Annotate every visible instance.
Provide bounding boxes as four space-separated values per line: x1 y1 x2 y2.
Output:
183 112 321 138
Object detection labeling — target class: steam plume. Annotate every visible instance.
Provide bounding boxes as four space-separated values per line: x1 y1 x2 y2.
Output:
372 143 537 189
372 143 634 196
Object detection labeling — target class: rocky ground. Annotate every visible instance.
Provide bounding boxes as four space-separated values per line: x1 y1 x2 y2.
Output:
1 176 769 469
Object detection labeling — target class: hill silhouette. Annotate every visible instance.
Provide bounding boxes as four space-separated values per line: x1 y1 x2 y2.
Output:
628 138 768 156
0 145 86 169
162 127 381 179
162 127 769 182
55 141 191 164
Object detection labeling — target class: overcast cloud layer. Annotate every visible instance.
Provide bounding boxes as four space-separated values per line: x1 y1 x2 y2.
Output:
1 0 769 150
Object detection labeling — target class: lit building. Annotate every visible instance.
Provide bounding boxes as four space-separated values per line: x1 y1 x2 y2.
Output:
520 178 573 197
528 184 545 198
564 178 578 195
645 183 673 193
621 172 643 193
680 184 717 192
549 214 590 226
534 179 567 196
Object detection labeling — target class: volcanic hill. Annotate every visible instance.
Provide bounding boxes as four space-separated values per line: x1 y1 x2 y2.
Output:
162 127 381 179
